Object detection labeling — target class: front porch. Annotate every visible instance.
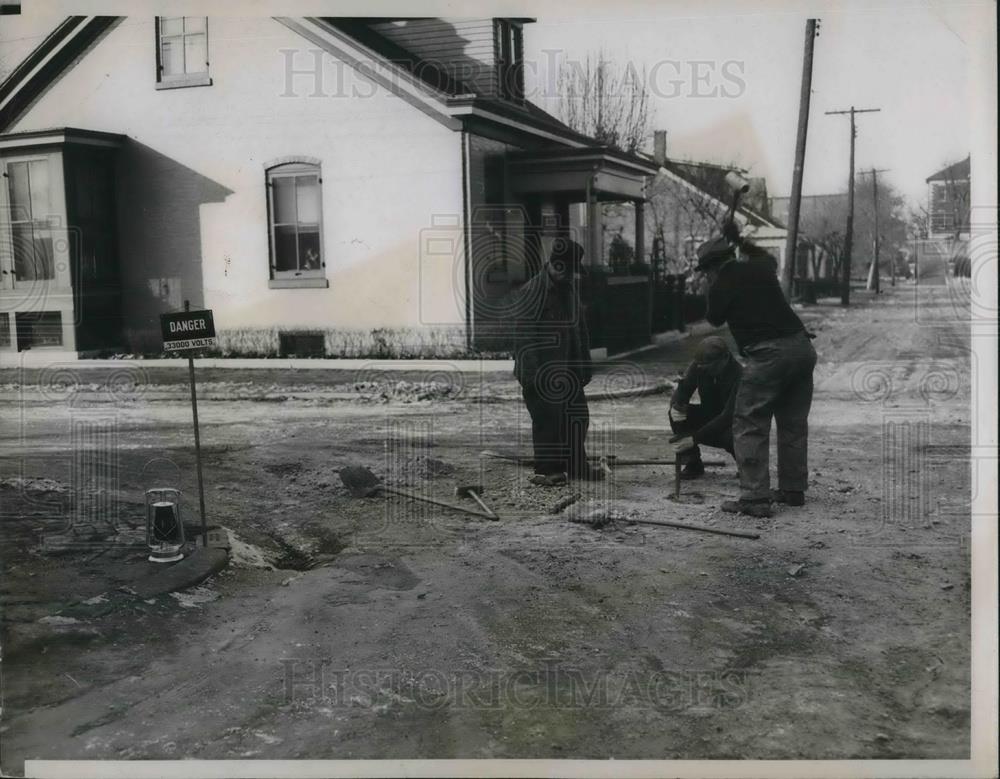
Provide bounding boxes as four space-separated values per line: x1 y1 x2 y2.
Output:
470 145 661 356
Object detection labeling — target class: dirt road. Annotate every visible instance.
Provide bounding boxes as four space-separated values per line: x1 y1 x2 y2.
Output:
0 274 972 769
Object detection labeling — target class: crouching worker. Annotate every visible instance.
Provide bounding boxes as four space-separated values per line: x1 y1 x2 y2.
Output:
512 238 603 485
668 336 741 479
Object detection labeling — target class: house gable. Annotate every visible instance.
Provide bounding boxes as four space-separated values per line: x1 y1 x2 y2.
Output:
2 16 467 345
0 16 121 131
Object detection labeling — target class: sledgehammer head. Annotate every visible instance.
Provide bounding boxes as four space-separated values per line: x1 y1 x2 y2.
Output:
725 171 750 195
454 485 484 498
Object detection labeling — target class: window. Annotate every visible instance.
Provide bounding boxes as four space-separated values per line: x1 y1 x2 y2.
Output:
266 163 326 287
156 17 210 88
0 313 10 347
5 158 55 282
496 20 524 102
279 332 326 357
15 311 62 349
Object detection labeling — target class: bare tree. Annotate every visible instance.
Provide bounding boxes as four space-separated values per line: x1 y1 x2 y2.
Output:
558 51 651 155
907 201 931 240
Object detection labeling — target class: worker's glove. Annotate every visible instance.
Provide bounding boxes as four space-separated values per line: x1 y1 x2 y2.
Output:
722 219 740 244
668 405 687 424
669 435 696 455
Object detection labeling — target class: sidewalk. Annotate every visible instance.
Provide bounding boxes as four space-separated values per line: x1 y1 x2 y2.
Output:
4 322 720 376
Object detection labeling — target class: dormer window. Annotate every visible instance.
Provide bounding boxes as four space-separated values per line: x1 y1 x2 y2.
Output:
496 19 524 102
155 17 212 89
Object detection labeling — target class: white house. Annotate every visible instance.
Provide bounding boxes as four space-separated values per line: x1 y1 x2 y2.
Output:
0 16 657 358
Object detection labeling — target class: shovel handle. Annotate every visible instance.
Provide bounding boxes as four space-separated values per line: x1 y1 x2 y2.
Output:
629 517 759 540
466 490 499 520
611 459 727 466
379 485 496 520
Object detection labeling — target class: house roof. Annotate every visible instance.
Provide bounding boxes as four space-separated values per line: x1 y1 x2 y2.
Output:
0 125 124 150
1 15 654 173
926 155 970 183
323 18 614 151
662 158 785 229
0 16 119 132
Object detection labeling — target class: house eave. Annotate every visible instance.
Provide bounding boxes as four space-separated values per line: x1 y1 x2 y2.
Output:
0 126 125 151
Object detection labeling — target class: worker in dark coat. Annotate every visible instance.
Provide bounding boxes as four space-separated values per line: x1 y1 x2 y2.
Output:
668 335 741 479
512 238 602 484
695 224 817 517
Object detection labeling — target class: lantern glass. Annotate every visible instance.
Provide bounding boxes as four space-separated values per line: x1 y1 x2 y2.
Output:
145 487 185 563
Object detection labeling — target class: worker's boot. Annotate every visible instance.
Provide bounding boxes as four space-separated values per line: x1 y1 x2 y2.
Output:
530 472 568 487
679 459 705 480
720 498 773 518
570 463 605 482
771 489 805 506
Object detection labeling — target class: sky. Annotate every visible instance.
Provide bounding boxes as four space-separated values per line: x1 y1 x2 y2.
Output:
1 1 989 207
525 3 979 206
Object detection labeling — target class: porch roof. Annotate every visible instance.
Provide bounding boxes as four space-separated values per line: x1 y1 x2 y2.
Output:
0 126 125 151
506 147 660 202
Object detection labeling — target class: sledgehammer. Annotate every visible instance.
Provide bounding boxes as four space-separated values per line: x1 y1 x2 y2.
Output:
455 485 499 520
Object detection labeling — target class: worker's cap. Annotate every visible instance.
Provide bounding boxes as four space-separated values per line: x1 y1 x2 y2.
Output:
548 238 585 274
696 235 735 270
694 336 731 367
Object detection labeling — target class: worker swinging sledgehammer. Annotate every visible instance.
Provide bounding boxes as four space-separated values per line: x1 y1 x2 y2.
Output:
696 219 818 518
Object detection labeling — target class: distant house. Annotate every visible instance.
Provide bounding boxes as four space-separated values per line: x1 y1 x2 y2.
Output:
604 134 788 283
925 156 970 240
0 16 657 358
770 193 849 280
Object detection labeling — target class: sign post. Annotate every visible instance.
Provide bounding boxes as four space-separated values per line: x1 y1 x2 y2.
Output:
160 301 217 546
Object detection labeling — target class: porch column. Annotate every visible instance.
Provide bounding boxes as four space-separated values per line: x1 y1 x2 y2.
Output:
587 174 602 268
634 200 645 265
636 198 651 341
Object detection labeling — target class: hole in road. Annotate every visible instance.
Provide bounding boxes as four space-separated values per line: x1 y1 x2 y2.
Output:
265 530 347 572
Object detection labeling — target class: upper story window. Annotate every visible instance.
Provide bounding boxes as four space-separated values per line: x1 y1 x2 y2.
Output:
4 157 55 282
496 19 524 102
266 162 327 288
156 17 211 89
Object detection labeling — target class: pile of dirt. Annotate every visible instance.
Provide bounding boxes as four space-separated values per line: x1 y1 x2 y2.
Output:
1 477 70 494
351 380 462 404
394 456 456 482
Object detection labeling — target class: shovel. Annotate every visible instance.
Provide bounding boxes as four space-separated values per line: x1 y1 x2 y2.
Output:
339 465 495 520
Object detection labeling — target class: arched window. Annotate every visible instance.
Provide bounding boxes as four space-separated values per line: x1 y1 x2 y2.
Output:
266 162 325 285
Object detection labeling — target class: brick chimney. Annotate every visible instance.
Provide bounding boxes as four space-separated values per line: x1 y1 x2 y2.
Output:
653 130 667 166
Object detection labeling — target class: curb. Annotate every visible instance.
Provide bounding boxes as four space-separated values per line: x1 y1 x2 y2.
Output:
473 381 673 404
125 546 230 600
56 540 231 620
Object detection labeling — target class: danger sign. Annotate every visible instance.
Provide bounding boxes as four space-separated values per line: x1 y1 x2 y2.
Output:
161 309 216 353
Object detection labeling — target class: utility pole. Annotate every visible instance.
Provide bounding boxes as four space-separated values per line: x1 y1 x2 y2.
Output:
825 106 880 305
861 167 890 293
781 18 819 300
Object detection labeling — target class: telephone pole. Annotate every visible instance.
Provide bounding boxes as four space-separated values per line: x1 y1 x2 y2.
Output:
825 106 881 305
781 18 819 300
860 168 890 293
